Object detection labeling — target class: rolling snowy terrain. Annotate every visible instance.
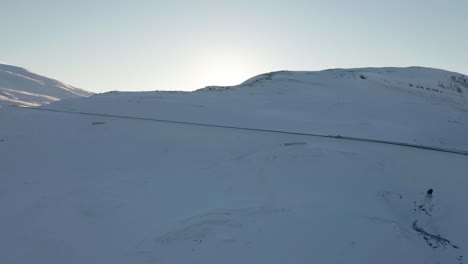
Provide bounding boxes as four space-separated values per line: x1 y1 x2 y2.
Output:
0 64 91 107
50 67 468 151
0 67 467 264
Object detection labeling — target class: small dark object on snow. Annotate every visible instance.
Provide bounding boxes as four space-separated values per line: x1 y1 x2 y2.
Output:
92 122 107 125
427 189 433 195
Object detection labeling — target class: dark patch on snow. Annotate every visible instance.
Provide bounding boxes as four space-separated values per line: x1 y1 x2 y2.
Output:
413 200 433 216
451 75 468 90
412 221 459 249
204 86 233 91
449 120 462 125
92 122 107 125
284 142 307 146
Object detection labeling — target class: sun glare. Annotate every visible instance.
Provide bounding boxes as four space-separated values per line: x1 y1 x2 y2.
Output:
196 49 259 88
209 66 249 87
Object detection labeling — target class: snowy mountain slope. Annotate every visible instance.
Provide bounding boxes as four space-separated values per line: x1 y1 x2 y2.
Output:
0 106 466 264
0 64 92 107
48 67 468 151
0 67 467 264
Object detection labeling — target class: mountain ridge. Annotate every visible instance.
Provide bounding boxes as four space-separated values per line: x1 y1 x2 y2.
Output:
0 63 92 107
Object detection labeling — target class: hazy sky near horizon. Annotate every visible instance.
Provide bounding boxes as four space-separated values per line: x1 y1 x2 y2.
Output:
2 0 468 92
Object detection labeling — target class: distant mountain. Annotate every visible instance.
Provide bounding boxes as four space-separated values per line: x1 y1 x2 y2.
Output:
0 64 92 107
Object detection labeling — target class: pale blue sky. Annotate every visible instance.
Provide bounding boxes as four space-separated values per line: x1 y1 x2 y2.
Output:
2 0 467 92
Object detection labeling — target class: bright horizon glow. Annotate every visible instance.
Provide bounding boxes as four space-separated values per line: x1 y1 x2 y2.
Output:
1 0 468 93
193 48 265 87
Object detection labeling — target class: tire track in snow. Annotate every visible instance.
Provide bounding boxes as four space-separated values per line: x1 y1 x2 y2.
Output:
12 105 468 156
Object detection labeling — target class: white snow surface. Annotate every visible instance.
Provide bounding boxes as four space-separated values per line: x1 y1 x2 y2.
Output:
51 66 468 151
0 67 467 264
0 64 92 107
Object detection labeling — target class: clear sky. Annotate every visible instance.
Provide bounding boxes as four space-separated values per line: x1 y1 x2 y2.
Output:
2 0 467 92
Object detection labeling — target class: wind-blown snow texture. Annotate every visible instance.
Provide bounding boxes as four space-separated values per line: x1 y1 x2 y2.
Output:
0 67 467 264
0 64 91 107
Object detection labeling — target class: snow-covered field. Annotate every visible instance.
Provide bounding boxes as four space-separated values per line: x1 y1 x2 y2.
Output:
0 67 467 263
51 67 468 151
0 64 91 107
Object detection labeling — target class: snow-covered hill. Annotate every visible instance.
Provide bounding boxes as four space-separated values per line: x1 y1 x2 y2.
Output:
0 67 467 264
0 64 92 107
49 66 468 151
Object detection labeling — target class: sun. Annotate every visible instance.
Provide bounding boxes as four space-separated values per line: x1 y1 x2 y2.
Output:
208 64 250 87
195 48 260 88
